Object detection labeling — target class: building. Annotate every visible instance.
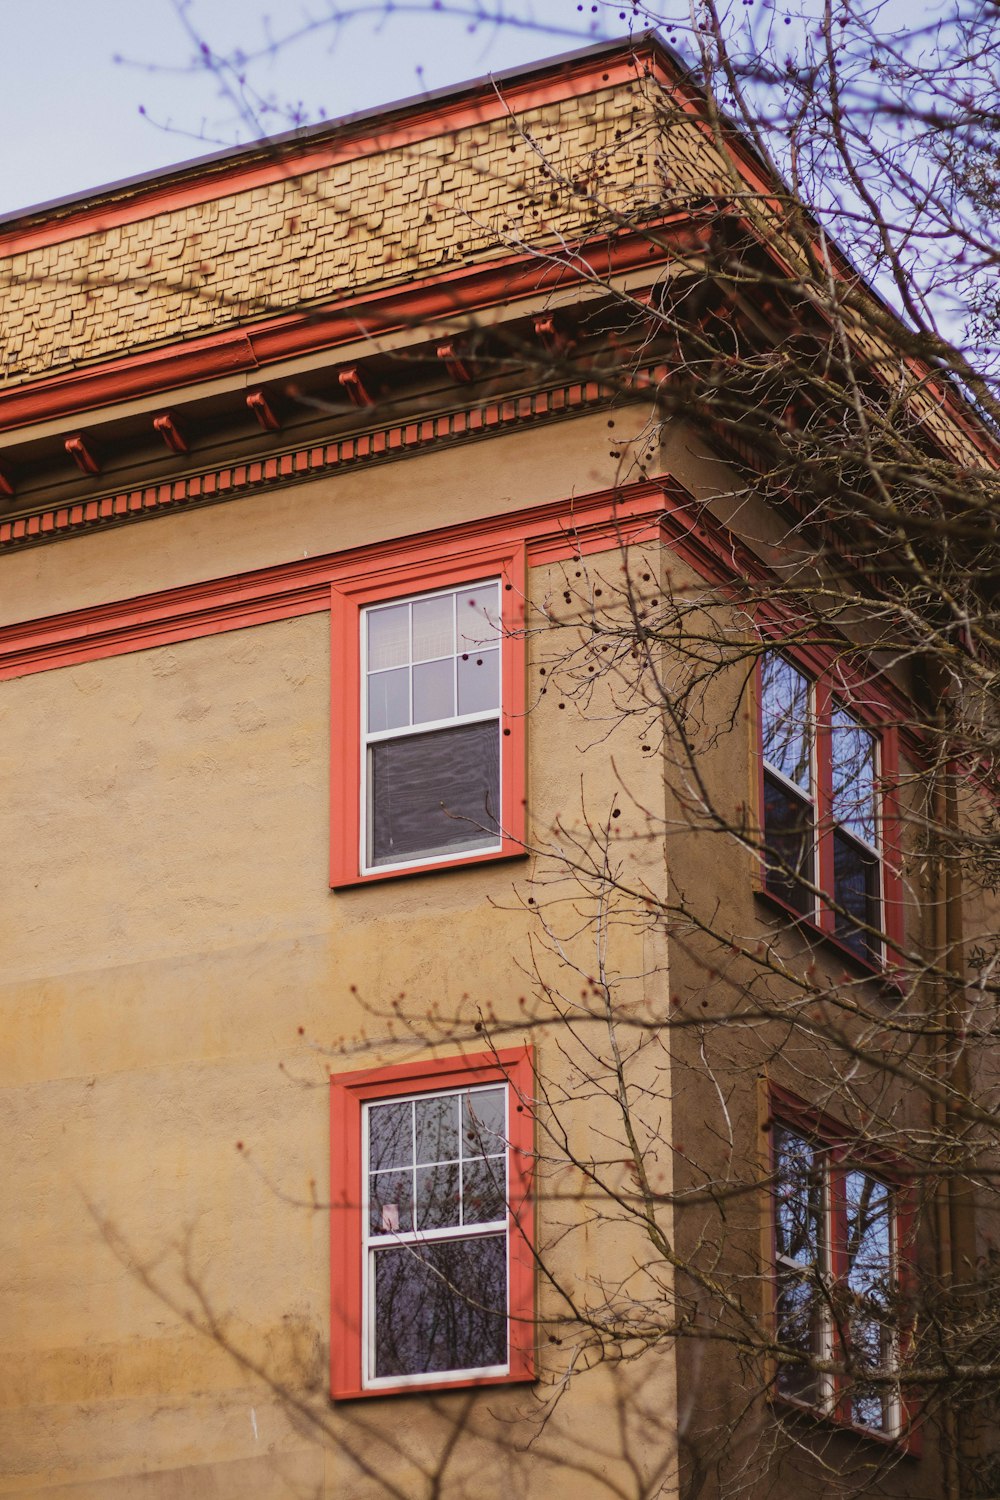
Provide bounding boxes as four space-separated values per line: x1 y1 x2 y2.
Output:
2 32 996 1500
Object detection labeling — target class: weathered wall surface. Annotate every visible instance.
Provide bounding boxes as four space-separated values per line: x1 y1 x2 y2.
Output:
0 412 678 1498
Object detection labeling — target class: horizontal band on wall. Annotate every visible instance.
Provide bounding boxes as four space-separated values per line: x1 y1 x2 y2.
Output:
0 478 686 682
0 368 669 554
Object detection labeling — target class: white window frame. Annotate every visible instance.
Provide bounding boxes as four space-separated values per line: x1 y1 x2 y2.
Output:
361 1082 512 1391
359 579 504 877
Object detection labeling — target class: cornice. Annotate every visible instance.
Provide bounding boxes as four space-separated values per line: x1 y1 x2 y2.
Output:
0 366 668 553
0 220 705 436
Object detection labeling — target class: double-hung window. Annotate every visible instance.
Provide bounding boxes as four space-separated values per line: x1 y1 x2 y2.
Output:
760 654 886 963
770 1107 908 1438
363 582 502 872
330 1047 535 1399
330 543 526 886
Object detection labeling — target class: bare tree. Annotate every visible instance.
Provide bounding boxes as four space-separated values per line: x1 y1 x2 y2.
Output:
9 4 1000 1499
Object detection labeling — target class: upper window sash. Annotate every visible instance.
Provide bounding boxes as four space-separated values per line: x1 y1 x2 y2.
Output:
759 653 890 963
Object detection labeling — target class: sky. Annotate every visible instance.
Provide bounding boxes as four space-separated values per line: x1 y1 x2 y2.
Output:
0 0 635 218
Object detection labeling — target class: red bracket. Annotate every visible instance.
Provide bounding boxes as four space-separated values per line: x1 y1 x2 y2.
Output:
246 389 281 432
0 461 14 500
338 366 375 408
533 314 576 357
437 342 475 384
153 412 188 455
65 434 100 476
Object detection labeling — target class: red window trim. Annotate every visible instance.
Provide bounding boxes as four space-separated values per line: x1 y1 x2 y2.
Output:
330 539 527 887
753 648 906 970
330 1045 536 1401
763 1083 920 1453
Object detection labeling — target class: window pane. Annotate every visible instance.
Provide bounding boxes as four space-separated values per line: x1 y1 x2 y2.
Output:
845 1172 892 1304
373 1235 507 1378
413 658 454 725
844 1171 894 1431
412 594 454 663
848 1313 893 1431
458 647 500 716
415 1093 460 1165
831 707 877 845
369 1168 414 1236
462 1089 505 1157
368 667 410 733
367 603 410 671
833 832 880 960
369 721 500 866
761 656 811 789
456 584 501 653
776 1269 826 1405
462 1157 506 1225
773 1129 823 1267
369 1100 413 1172
773 1128 828 1406
763 773 814 916
416 1161 462 1229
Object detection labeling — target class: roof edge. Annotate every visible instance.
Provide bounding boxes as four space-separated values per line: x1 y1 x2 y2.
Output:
0 30 670 232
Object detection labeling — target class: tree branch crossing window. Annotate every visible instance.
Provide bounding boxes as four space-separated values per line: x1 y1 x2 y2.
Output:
761 654 883 962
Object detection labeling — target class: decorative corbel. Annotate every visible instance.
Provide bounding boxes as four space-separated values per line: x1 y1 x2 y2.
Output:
246 389 281 432
65 434 100 476
437 342 475 384
153 411 189 455
533 313 576 357
338 366 375 408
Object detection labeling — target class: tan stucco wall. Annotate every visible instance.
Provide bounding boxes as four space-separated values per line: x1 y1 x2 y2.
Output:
1 412 681 1499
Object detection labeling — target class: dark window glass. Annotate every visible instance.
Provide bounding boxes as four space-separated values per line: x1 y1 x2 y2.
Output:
833 832 880 960
763 773 814 915
373 1235 507 1379
370 721 500 866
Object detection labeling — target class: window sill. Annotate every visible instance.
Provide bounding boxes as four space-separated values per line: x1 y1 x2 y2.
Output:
753 886 905 998
771 1388 920 1456
332 1368 535 1402
331 843 528 890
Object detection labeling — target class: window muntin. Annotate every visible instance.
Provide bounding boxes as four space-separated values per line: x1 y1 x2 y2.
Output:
363 1083 511 1387
362 582 502 873
759 656 884 961
770 1119 901 1437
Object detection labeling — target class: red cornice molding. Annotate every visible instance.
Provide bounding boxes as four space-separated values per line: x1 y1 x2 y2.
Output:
0 221 704 435
0 48 654 259
0 478 674 681
0 368 670 552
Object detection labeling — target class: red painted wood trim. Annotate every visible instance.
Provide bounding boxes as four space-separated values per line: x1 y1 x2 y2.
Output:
0 226 700 434
0 366 653 555
330 1045 535 1401
0 48 654 257
764 1084 921 1453
0 478 668 681
0 367 667 553
329 542 527 888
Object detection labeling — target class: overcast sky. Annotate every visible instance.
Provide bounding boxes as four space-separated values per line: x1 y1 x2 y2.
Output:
0 0 633 218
